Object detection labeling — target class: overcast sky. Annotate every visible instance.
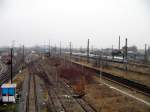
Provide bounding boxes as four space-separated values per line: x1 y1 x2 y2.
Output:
0 0 150 49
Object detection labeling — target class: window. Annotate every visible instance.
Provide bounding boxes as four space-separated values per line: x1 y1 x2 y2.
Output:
2 88 8 96
8 88 15 96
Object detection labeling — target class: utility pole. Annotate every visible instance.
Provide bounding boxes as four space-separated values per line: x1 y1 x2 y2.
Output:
125 38 128 71
144 44 147 62
60 41 61 56
125 38 128 60
23 45 24 65
10 40 15 84
44 42 46 54
64 55 66 66
69 42 72 64
91 45 93 53
112 45 114 59
99 53 103 84
80 46 82 61
49 40 51 57
55 44 57 55
87 39 90 63
10 48 13 84
119 36 120 50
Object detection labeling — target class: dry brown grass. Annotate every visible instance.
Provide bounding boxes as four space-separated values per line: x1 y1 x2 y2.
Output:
13 69 28 90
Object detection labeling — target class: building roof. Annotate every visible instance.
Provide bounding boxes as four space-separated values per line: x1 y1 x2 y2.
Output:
1 83 16 88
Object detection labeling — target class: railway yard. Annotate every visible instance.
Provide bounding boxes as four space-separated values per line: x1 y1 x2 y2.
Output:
0 53 150 112
71 55 150 87
1 0 150 111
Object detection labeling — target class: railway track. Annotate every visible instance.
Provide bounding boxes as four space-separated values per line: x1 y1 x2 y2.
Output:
34 63 66 112
60 79 97 112
43 60 97 112
25 57 149 112
33 64 56 112
72 55 150 75
72 54 150 68
26 66 31 112
32 60 97 112
72 61 150 96
26 63 38 112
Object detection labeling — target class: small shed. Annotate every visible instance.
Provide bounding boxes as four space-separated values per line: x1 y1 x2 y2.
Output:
1 83 16 103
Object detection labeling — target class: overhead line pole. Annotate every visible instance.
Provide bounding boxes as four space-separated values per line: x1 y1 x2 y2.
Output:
145 44 147 62
10 40 15 84
49 40 51 57
70 42 72 65
10 48 13 84
119 35 120 50
125 38 128 71
112 45 114 59
23 45 24 64
55 44 57 55
125 38 128 60
60 41 61 56
87 39 90 63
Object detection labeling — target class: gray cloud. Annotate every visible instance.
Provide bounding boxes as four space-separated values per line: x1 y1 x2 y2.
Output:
0 0 150 49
